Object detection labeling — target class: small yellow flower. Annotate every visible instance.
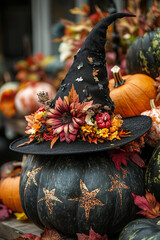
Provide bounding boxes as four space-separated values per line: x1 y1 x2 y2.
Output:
81 124 97 133
99 128 109 138
108 131 120 141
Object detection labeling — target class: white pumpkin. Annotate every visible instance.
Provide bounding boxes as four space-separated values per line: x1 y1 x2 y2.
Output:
141 100 160 147
15 82 56 116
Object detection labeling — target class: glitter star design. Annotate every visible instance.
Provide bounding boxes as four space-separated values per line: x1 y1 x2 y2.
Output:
69 179 104 220
106 172 130 207
24 166 43 194
38 188 63 214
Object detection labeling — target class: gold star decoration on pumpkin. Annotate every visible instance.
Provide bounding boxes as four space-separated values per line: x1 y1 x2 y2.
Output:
38 188 63 214
69 179 104 220
24 165 43 194
106 170 130 207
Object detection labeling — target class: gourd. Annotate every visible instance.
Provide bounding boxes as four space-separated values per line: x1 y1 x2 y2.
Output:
145 142 160 203
15 82 56 116
119 218 160 240
20 152 145 236
141 100 160 147
109 66 157 118
0 81 19 118
0 168 23 213
126 28 160 79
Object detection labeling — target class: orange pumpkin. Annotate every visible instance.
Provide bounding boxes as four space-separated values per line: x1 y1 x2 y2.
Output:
0 168 23 212
109 66 158 118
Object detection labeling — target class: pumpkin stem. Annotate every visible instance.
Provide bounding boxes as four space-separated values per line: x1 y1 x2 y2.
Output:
150 99 156 109
111 65 125 88
13 162 23 168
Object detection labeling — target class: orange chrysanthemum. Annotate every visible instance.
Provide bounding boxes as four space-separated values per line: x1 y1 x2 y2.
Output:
78 115 129 144
78 124 103 144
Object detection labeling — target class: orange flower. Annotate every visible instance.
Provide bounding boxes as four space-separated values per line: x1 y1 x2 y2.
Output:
109 126 118 133
108 131 120 141
111 115 123 128
25 107 48 141
79 114 130 144
78 124 103 144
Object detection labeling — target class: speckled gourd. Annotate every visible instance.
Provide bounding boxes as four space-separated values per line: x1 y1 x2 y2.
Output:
119 218 160 240
145 142 160 203
127 28 160 78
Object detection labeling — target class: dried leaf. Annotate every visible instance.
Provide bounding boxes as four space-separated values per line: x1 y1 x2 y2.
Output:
132 191 160 219
14 212 28 221
109 150 128 170
77 227 108 240
88 57 93 63
130 152 146 168
70 7 87 15
17 137 34 148
0 203 12 220
50 136 59 149
109 150 146 170
41 227 62 239
93 69 99 82
76 76 83 82
13 228 62 240
68 84 79 103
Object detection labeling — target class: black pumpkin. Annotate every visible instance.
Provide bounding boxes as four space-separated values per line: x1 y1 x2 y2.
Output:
20 152 145 236
119 218 160 240
145 142 160 203
126 28 160 79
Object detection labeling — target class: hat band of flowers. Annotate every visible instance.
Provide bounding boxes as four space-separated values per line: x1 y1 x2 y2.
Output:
18 85 130 149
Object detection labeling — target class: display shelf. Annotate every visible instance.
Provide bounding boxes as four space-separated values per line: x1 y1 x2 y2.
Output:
0 217 42 240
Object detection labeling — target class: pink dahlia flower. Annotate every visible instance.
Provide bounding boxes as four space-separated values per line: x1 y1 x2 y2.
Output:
46 86 93 143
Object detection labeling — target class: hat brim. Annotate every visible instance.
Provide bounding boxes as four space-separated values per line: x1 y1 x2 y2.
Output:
10 115 152 155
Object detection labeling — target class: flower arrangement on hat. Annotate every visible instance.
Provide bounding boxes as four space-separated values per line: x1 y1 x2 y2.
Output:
21 84 129 149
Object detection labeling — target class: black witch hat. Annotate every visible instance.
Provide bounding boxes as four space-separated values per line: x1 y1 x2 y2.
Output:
10 13 152 155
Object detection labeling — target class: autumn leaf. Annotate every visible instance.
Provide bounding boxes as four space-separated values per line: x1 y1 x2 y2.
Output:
14 233 40 240
70 7 87 15
68 84 79 103
14 212 28 221
109 150 146 171
0 203 12 220
13 228 62 240
50 135 59 149
109 150 128 170
17 137 34 148
132 191 160 219
77 227 108 240
130 152 146 168
41 227 62 240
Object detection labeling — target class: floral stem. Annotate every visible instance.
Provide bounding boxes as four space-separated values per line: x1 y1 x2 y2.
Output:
111 65 125 88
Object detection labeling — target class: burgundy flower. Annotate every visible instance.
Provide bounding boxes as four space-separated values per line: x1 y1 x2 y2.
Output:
46 86 93 143
96 112 111 129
